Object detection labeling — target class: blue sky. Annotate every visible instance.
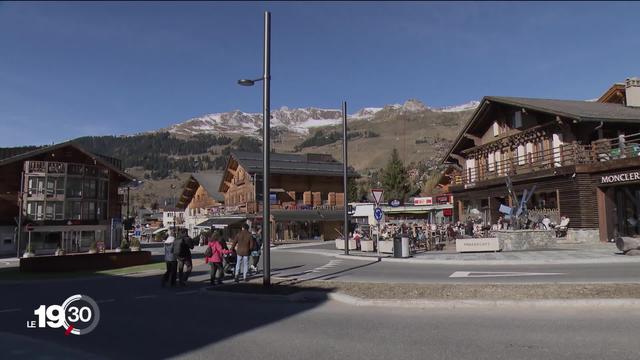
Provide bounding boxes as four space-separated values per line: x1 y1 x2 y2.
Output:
1 1 639 146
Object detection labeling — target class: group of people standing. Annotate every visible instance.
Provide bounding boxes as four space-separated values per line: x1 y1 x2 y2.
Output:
161 228 194 287
161 224 263 288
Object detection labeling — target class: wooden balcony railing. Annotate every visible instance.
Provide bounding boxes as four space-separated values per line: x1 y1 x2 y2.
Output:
454 133 640 186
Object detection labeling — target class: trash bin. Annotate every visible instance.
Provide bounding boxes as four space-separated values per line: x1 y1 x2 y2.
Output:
401 236 410 258
393 236 402 258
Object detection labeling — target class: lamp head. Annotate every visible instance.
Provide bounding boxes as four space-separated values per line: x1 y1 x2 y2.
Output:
238 79 256 86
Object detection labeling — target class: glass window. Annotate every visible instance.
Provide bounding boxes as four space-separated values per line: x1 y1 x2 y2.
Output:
66 178 83 198
84 201 96 220
97 202 107 220
27 201 44 220
65 201 81 220
27 176 46 196
97 180 108 200
46 177 65 196
83 179 97 199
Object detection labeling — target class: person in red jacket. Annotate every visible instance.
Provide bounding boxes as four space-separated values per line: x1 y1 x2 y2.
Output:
205 230 231 285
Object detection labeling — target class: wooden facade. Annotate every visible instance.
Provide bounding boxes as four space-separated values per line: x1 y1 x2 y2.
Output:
442 84 640 242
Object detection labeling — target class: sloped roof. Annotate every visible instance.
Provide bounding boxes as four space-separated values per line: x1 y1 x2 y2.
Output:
0 141 133 181
485 96 640 122
176 172 225 209
442 96 640 164
230 151 359 177
191 173 224 202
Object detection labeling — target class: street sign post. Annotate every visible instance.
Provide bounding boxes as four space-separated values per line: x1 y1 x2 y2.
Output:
373 207 383 261
371 188 384 206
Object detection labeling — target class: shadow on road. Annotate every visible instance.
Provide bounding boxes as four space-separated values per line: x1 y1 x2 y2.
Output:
0 265 333 359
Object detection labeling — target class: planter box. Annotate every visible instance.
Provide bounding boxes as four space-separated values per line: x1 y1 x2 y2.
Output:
335 239 357 250
378 240 394 254
360 240 375 252
20 251 152 272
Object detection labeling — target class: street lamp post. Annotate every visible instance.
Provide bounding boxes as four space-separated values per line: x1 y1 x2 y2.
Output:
343 101 349 256
238 11 271 286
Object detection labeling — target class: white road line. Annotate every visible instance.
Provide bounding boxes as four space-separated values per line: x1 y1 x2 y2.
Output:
449 271 565 278
134 295 157 299
96 299 115 304
0 308 21 313
176 290 198 296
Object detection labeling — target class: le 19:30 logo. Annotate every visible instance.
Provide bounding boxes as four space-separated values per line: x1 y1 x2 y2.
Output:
27 294 101 336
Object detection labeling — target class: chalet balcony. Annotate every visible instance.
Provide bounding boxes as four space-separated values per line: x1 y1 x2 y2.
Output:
453 133 640 187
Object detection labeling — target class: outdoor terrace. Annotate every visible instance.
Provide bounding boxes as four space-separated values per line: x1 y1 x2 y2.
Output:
453 133 640 186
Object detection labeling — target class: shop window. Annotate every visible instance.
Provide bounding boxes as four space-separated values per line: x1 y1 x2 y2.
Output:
97 180 108 200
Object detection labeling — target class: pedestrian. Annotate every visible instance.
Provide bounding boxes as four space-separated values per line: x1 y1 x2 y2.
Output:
250 226 263 273
230 223 255 282
205 230 231 285
161 231 177 288
173 229 194 286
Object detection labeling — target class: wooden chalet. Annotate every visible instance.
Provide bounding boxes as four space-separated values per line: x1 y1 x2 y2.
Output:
218 151 359 241
0 142 132 255
442 77 640 243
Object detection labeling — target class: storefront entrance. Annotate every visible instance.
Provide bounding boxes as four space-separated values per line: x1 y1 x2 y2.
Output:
613 185 640 237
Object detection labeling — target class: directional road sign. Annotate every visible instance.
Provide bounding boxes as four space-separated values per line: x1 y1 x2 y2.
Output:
374 207 384 221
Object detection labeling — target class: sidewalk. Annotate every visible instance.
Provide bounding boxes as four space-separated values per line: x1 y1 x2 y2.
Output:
275 241 640 265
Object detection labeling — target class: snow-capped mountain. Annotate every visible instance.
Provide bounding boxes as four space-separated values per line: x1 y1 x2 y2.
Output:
160 99 478 137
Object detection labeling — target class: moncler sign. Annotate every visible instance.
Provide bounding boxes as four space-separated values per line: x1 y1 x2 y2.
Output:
601 171 640 184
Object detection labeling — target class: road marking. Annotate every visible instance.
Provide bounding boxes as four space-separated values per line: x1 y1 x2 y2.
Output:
134 295 157 299
96 299 115 304
449 271 565 278
310 260 344 273
176 290 198 296
0 308 21 313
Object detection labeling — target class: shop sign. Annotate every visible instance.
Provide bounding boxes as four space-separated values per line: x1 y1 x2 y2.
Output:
413 197 433 206
388 199 401 207
435 195 450 204
443 208 453 217
600 170 640 185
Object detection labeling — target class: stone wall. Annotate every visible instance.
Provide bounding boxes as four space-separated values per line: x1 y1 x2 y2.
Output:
494 230 557 251
562 229 600 245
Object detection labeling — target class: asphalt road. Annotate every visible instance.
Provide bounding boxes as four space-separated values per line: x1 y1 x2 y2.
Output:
2 245 640 359
2 284 640 360
269 244 640 284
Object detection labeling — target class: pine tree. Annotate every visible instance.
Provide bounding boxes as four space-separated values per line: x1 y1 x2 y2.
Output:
348 178 358 202
381 148 410 202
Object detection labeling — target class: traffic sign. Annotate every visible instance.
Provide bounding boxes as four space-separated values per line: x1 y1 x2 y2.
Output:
25 224 34 232
371 188 384 206
388 199 401 207
374 207 383 221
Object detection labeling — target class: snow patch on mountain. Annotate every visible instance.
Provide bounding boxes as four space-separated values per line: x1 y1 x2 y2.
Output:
435 101 481 112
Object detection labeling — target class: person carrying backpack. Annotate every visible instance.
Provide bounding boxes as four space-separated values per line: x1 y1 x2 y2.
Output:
173 229 194 286
204 230 231 285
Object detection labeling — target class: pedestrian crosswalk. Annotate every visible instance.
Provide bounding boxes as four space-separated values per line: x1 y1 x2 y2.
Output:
275 260 345 281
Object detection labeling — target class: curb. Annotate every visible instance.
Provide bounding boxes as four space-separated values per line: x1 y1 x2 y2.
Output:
277 247 640 266
326 292 640 309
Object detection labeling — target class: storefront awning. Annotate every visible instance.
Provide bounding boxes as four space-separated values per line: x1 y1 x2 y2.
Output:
196 217 246 228
271 209 344 222
381 204 453 214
